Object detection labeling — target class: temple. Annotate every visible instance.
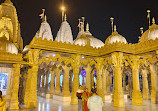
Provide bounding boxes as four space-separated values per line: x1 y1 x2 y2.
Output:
0 0 158 110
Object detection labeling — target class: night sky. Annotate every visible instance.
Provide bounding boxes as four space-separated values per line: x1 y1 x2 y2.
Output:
2 0 158 47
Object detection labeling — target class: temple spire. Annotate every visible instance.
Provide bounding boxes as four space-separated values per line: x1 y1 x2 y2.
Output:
152 17 155 24
110 17 114 33
147 10 151 28
114 25 117 32
86 23 89 31
44 15 47 21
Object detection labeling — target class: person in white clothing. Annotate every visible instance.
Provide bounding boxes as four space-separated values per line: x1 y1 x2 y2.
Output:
87 88 103 111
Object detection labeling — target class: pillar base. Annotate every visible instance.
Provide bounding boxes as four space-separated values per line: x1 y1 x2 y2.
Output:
151 90 157 104
25 101 37 108
71 95 78 104
132 90 143 105
143 90 149 100
113 91 125 107
9 101 19 110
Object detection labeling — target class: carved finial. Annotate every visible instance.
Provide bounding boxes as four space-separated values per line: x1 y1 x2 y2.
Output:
140 27 143 34
64 14 67 21
147 10 151 28
86 23 89 31
114 25 117 32
152 17 155 24
44 15 47 21
110 17 114 33
81 17 85 31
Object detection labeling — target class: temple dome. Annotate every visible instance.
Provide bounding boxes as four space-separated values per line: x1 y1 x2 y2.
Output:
55 18 73 44
139 19 158 42
74 31 105 48
36 17 53 41
0 36 18 54
105 26 127 45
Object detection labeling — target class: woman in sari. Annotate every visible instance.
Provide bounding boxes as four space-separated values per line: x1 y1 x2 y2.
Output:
0 91 6 111
82 88 90 111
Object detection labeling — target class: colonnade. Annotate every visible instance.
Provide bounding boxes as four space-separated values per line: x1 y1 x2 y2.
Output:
20 49 158 108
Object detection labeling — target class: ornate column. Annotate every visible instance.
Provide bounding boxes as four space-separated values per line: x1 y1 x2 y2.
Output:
9 64 21 110
49 70 55 94
130 55 143 105
41 74 45 92
106 74 110 93
55 67 61 95
112 52 124 107
150 64 157 103
85 64 91 92
91 70 94 87
63 65 71 96
141 69 149 100
96 58 104 102
102 69 108 95
24 49 40 108
71 55 80 104
45 71 49 93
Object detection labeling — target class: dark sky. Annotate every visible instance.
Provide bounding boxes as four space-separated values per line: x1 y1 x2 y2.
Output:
2 0 158 46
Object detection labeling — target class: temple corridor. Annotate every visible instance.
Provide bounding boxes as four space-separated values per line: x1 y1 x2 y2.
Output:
9 96 158 111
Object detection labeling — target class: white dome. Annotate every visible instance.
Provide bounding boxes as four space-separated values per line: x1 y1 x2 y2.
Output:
36 20 53 41
105 31 127 45
0 36 18 54
55 20 73 44
74 31 104 48
139 21 158 42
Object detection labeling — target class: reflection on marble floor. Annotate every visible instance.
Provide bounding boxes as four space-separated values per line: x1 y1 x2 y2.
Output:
10 97 158 111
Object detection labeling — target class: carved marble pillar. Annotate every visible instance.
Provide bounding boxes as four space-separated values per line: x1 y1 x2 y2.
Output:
96 58 104 102
55 67 61 95
9 64 21 110
91 70 94 88
106 74 110 93
112 52 124 107
142 69 149 100
150 64 157 104
71 55 80 104
41 74 45 92
45 71 49 93
131 56 143 105
85 64 91 92
49 70 55 94
24 49 40 108
63 65 71 96
102 69 108 95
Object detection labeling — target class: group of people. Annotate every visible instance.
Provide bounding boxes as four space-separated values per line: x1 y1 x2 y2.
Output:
0 90 6 111
77 86 104 111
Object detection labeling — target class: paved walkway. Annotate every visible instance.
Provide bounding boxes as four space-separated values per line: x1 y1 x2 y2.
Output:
9 97 158 111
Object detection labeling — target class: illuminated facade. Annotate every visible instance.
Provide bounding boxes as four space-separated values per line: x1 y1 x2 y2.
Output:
0 0 158 110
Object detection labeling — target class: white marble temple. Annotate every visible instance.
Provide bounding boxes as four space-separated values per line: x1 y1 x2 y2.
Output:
9 97 158 111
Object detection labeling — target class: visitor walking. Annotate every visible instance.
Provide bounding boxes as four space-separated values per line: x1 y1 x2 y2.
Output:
0 90 6 111
82 88 90 111
87 88 103 111
76 86 84 111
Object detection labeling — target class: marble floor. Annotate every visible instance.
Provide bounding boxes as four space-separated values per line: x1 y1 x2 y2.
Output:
10 97 158 111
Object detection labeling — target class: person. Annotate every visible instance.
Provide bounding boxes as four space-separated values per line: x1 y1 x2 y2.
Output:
76 86 84 111
87 88 103 111
82 88 90 111
0 90 6 111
